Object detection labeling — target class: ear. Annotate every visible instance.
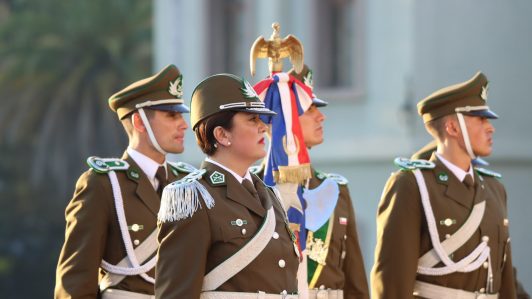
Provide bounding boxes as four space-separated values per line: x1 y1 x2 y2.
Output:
445 116 461 137
213 126 231 146
131 112 147 133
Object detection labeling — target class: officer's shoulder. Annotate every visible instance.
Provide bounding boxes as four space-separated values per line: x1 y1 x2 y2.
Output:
167 161 198 175
315 169 348 185
475 166 502 179
86 156 129 174
158 169 215 223
393 157 435 171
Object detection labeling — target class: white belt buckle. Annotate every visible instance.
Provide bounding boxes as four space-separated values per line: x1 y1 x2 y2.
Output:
316 289 328 299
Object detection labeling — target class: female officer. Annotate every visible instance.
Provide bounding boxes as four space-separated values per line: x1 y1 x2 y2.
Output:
155 74 300 299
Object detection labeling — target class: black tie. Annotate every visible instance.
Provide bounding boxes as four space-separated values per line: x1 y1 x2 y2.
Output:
155 166 167 197
463 174 474 189
242 179 259 200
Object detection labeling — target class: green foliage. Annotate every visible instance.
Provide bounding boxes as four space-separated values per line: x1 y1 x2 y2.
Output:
0 0 153 296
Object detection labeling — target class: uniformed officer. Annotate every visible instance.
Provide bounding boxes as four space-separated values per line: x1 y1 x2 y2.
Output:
155 74 300 298
55 65 194 299
371 72 516 298
286 65 370 299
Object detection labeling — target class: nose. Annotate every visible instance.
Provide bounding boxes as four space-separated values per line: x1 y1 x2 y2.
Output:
486 119 494 133
316 108 325 122
258 119 268 133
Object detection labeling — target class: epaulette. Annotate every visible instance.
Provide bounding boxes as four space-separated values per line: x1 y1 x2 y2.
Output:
315 170 348 185
158 169 215 223
87 156 129 174
167 161 198 175
394 157 435 171
249 165 263 175
475 167 502 179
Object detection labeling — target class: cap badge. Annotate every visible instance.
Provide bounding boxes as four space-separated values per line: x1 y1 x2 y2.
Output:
169 74 183 99
209 171 225 185
303 70 314 88
240 78 259 99
481 84 488 101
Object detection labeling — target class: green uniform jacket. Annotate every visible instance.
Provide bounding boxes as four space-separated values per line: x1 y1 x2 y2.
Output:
307 171 370 299
155 161 299 298
54 152 183 298
371 154 516 298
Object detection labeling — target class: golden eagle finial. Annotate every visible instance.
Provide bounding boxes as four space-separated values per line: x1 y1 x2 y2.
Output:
250 22 304 76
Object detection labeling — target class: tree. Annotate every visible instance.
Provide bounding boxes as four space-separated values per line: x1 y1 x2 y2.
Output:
0 0 153 296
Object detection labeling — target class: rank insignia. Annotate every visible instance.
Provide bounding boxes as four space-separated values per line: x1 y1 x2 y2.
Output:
209 171 225 185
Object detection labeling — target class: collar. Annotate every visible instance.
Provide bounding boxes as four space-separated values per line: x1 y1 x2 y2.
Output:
436 153 474 183
205 157 252 184
127 148 167 187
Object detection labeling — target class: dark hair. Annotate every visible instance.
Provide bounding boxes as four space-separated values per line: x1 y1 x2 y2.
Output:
194 111 237 156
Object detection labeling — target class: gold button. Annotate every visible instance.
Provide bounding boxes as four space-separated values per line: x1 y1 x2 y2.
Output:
482 236 489 242
134 239 140 246
273 232 279 239
503 219 509 226
483 262 489 269
241 228 247 235
445 234 451 239
278 259 286 268
479 288 486 293
341 250 346 259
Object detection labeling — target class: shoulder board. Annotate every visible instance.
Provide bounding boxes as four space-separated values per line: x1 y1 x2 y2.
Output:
167 161 197 174
87 156 129 174
158 169 215 223
394 157 435 171
249 165 263 175
315 170 348 185
475 167 502 179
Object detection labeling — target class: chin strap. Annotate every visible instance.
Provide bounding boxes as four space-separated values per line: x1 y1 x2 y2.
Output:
456 112 476 159
135 108 167 155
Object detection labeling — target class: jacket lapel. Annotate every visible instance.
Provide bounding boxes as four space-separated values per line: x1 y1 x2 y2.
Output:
122 152 160 216
430 154 474 210
203 161 266 217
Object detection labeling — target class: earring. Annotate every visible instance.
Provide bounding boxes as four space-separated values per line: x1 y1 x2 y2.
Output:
214 143 218 148
227 141 231 146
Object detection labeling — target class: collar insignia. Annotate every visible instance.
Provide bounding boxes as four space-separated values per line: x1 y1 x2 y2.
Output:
209 171 225 185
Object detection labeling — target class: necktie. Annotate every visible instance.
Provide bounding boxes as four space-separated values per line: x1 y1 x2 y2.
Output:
242 179 259 200
155 166 167 197
463 174 474 189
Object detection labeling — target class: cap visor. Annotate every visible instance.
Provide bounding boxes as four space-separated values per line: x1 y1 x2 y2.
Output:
312 97 328 107
148 103 190 113
234 107 277 116
462 109 498 119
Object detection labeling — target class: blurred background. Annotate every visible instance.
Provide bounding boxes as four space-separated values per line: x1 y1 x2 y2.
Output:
0 0 531 297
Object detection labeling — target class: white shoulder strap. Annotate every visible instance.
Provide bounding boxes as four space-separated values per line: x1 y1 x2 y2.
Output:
99 171 156 290
201 207 276 291
99 229 158 291
412 169 491 277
